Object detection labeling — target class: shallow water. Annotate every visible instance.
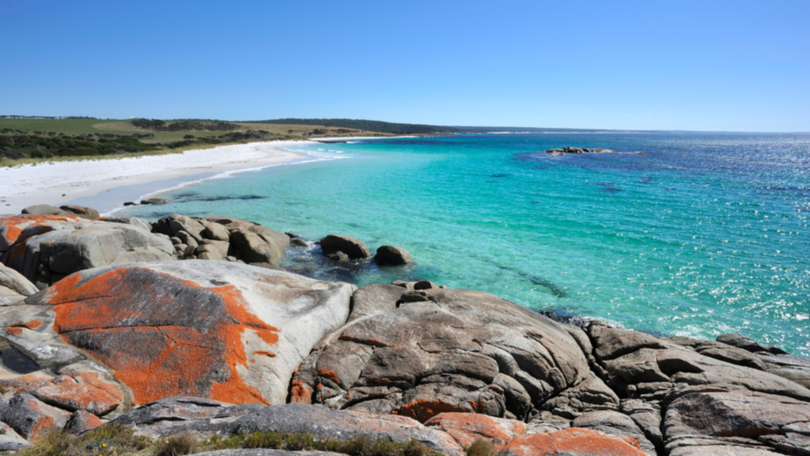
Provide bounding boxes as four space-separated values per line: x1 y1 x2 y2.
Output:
118 132 810 356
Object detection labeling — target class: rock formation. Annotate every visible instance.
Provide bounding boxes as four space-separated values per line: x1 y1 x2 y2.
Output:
0 208 808 455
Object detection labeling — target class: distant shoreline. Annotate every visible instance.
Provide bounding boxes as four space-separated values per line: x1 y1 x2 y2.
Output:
0 141 308 215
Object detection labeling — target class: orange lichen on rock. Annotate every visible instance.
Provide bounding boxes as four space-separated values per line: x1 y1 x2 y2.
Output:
288 369 314 404
0 214 80 250
253 351 276 358
6 320 43 335
45 267 281 405
424 412 525 450
500 427 644 456
318 369 340 384
393 399 473 423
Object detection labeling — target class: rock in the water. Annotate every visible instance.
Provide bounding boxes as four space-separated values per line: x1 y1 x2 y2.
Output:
320 234 371 259
59 205 99 220
374 245 414 265
230 229 286 266
0 393 71 440
291 287 589 423
424 412 525 451
21 204 69 216
23 261 354 406
141 198 168 205
500 427 645 456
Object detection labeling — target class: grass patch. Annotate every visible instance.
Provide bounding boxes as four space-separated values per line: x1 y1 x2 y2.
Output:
464 439 496 456
12 427 444 456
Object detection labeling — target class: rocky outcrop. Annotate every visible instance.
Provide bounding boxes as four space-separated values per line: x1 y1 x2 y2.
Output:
290 283 590 423
500 427 645 456
0 214 87 255
21 204 70 216
544 147 610 156
152 214 290 266
18 261 354 406
0 393 71 440
374 245 414 265
319 234 371 259
3 220 174 288
59 205 100 220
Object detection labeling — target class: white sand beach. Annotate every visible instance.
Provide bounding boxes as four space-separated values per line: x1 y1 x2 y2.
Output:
0 141 306 215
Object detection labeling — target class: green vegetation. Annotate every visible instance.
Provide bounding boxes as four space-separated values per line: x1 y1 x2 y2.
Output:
247 118 460 135
14 426 443 456
464 439 496 456
130 119 240 132
1 132 159 160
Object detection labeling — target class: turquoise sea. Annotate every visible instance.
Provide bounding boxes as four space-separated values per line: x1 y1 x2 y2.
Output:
117 133 810 357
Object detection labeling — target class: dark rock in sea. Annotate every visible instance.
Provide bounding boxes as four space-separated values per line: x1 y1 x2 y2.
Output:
20 204 69 216
374 245 414 266
59 205 99 219
320 234 372 259
290 238 308 247
123 201 136 206
140 197 168 205
327 251 351 263
545 147 610 156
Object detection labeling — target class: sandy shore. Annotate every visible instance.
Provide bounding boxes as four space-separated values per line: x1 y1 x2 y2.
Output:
0 141 307 215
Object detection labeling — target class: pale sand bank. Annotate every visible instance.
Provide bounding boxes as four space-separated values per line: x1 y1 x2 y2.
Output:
0 141 307 215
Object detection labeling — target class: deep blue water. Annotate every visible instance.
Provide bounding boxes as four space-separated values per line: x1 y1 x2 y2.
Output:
118 132 810 356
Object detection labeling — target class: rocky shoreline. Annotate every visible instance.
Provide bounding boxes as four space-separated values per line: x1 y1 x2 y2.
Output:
0 205 809 455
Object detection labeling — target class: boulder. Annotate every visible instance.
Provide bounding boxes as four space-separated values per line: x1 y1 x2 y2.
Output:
374 245 414 265
21 204 69 216
0 214 86 253
500 427 645 456
756 352 810 388
201 220 231 241
59 205 100 220
232 403 463 456
0 422 29 451
290 287 589 423
195 451 343 456
98 216 153 232
230 229 285 266
542 373 620 418
3 221 174 288
23 261 355 406
717 333 788 355
663 389 810 455
0 263 38 305
64 409 104 434
109 399 464 456
572 410 657 456
0 393 71 440
424 412 525 451
320 234 371 259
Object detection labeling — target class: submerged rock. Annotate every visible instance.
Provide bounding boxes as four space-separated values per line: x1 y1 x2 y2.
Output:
374 245 414 265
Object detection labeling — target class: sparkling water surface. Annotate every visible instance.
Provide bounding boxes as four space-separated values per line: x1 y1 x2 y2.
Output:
119 132 810 356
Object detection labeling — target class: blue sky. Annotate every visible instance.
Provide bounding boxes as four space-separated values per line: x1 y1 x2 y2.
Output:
2 1 808 131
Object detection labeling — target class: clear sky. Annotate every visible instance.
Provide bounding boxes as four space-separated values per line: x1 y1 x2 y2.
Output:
2 0 808 132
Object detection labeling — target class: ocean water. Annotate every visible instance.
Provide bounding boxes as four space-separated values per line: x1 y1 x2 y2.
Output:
117 132 810 357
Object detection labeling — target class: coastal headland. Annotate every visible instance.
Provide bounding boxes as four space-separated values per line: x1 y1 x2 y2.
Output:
0 206 808 455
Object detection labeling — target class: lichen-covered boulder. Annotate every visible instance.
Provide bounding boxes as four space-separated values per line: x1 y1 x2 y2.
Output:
290 284 589 423
3 219 174 288
20 261 354 406
500 427 645 456
424 412 525 451
0 393 71 440
0 214 87 254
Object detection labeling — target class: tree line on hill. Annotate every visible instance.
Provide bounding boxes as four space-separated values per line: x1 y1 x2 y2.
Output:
246 118 460 135
130 118 240 132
